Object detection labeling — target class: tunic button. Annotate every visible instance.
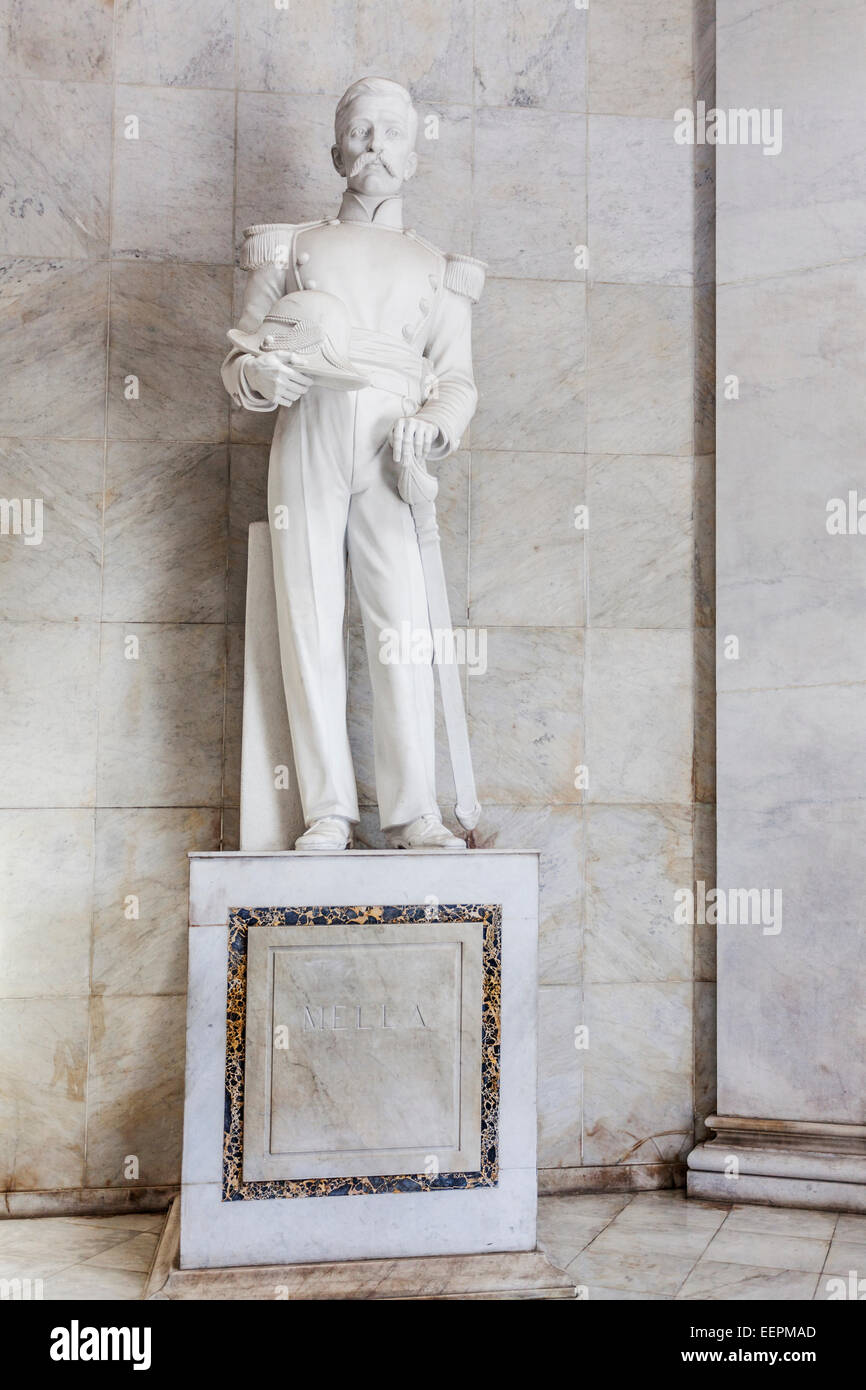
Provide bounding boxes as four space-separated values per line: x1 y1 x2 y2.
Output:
328 218 340 225
296 251 310 265
405 228 415 236
402 324 414 341
428 275 438 290
307 279 318 289
419 298 430 314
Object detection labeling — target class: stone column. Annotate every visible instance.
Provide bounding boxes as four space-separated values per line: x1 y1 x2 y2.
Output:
688 0 866 1210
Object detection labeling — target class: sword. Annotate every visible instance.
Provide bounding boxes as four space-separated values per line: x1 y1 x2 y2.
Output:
397 450 481 839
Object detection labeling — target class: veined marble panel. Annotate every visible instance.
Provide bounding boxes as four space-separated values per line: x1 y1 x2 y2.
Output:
0 260 108 439
0 438 103 622
469 451 585 628
474 0 587 111
588 117 694 286
0 0 113 81
107 262 232 443
112 85 235 263
588 0 693 118
0 620 99 809
473 109 586 281
0 80 111 257
102 443 228 624
0 998 88 1191
0 809 94 997
96 623 225 808
115 0 236 88
473 279 586 452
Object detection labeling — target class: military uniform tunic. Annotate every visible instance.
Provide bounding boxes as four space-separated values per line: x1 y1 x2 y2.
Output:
222 191 484 830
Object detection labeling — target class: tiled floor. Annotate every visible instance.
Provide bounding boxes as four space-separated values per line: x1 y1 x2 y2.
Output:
538 1191 866 1299
0 1194 864 1299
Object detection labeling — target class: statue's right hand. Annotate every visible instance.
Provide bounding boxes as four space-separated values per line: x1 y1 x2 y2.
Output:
244 352 312 406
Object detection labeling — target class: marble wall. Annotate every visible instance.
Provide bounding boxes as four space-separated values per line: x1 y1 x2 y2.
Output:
0 0 714 1209
714 0 866 1126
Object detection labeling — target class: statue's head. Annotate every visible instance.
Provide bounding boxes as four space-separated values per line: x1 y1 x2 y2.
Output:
332 77 418 198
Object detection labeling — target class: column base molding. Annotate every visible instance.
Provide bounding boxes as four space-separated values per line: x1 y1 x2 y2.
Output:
688 1115 866 1213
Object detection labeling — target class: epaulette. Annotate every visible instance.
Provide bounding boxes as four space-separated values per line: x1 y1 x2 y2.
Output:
240 220 326 270
443 253 487 304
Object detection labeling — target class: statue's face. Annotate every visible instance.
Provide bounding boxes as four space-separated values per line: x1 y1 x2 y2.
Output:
332 95 418 197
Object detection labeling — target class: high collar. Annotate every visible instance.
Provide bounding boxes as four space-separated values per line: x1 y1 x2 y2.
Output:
337 190 404 229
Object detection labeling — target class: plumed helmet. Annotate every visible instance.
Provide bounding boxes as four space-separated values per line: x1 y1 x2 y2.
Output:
227 290 369 391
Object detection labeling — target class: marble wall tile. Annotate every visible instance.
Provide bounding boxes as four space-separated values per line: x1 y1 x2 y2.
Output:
92 808 221 996
96 623 225 808
0 0 113 82
717 263 866 692
0 438 103 622
235 92 351 236
469 627 583 805
588 0 693 118
227 445 269 624
111 85 235 263
405 104 473 254
0 998 88 1190
469 451 585 628
0 259 108 438
237 0 355 94
353 0 474 106
587 283 693 455
115 0 236 88
0 80 111 257
102 442 228 623
474 0 587 111
586 454 693 627
585 805 692 984
473 279 586 452
473 109 586 280
717 919 865 1126
582 982 693 1166
715 801 866 930
0 810 93 997
717 0 866 283
694 454 715 628
717 683 866 815
588 117 693 285
584 629 693 805
538 984 583 1167
107 261 231 443
0 620 99 808
85 995 186 1187
476 805 584 987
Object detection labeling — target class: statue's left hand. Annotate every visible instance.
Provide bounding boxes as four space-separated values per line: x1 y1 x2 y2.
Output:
391 416 438 467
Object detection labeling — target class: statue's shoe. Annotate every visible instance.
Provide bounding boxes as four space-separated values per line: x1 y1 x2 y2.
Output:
294 816 352 851
386 814 467 850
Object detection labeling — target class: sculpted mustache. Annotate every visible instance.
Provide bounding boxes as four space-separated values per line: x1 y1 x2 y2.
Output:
349 151 397 178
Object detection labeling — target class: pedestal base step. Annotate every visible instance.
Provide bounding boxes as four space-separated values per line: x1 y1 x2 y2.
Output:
146 1201 576 1301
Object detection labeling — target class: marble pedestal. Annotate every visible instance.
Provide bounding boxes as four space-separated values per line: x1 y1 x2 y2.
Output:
174 849 564 1291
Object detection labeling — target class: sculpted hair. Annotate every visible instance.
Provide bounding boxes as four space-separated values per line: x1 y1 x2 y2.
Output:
334 77 418 143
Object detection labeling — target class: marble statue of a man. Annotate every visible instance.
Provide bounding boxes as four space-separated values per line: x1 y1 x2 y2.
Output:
222 76 485 852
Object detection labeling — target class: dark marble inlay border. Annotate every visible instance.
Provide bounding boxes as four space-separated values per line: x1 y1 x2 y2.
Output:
223 904 501 1201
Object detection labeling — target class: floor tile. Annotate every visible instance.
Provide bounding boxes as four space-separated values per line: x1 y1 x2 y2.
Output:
703 1228 829 1273
677 1260 820 1301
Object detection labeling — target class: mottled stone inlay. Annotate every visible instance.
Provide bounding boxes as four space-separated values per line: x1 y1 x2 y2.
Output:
223 904 501 1200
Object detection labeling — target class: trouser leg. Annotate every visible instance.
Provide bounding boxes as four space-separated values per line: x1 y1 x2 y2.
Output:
268 396 358 825
347 436 438 831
